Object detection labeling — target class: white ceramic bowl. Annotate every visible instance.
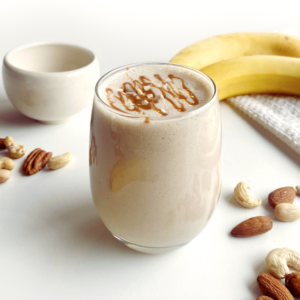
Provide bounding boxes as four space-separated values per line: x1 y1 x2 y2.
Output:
2 42 100 124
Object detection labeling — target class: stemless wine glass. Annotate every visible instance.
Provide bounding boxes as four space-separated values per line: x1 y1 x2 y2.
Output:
89 62 222 254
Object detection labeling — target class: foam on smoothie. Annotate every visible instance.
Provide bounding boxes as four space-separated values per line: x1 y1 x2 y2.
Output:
98 64 214 117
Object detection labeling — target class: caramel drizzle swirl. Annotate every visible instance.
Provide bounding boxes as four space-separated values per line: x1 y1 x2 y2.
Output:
105 74 199 121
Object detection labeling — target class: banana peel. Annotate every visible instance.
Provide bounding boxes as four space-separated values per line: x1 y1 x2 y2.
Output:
171 32 300 69
170 33 300 100
201 55 300 100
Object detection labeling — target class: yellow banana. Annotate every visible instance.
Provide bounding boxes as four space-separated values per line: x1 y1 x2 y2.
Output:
201 55 300 100
171 32 300 69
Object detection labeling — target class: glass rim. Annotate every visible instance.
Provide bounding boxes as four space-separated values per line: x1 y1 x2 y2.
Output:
94 62 218 121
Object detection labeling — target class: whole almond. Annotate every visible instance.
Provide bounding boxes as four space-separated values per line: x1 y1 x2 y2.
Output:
285 271 300 297
275 203 300 222
257 296 274 300
231 216 273 237
268 187 296 208
257 273 294 300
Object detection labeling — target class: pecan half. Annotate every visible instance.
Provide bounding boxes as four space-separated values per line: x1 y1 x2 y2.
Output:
23 148 52 175
0 138 6 149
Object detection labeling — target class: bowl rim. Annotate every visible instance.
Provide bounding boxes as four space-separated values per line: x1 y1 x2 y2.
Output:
3 41 98 77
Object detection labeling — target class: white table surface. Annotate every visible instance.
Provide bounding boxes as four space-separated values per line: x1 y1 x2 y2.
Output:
1 1 300 299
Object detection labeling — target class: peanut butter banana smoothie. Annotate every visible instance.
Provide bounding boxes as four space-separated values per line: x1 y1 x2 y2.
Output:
90 62 222 253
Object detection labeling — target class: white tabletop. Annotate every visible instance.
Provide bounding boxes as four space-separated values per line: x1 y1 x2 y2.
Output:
1 1 300 299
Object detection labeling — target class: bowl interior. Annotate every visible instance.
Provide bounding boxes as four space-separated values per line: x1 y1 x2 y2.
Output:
7 43 95 73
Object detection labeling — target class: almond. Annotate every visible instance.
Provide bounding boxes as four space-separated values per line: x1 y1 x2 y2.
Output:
257 273 294 300
231 216 273 237
285 271 300 297
257 296 274 300
268 187 296 208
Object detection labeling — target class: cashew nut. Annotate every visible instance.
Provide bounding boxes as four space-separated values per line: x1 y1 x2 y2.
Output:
0 169 11 183
296 186 300 196
47 152 72 170
4 136 26 158
275 203 300 222
0 157 14 170
234 182 262 208
265 248 300 279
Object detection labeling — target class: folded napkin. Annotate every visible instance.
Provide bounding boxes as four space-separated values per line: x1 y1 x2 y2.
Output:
227 95 300 155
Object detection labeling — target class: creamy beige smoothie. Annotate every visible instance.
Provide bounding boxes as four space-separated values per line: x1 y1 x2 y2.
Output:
90 62 221 253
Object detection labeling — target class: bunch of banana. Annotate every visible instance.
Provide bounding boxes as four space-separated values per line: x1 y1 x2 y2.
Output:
170 33 300 100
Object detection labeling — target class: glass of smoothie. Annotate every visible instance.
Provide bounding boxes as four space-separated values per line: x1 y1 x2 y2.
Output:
89 62 222 254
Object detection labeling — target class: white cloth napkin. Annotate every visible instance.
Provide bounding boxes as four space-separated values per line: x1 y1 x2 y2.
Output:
227 95 300 155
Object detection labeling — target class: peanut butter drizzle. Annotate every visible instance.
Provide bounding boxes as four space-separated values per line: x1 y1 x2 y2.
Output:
105 74 200 122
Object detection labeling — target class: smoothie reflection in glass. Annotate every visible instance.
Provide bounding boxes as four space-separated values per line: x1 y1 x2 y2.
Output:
89 62 222 254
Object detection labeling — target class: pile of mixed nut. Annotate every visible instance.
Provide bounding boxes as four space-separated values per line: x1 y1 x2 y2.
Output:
232 182 300 236
0 136 71 182
257 247 300 300
232 182 300 299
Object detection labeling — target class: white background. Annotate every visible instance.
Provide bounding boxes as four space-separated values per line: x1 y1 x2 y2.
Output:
1 0 300 299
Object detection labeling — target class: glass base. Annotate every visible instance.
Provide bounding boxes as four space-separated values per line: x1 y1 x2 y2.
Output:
111 232 188 254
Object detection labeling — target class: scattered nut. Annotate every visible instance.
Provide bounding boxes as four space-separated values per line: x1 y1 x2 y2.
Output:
0 169 11 183
268 187 296 208
47 152 72 170
0 157 14 170
275 203 300 222
296 186 300 196
231 216 273 237
0 138 6 149
23 148 52 175
285 271 300 298
257 296 274 300
4 136 26 158
234 182 262 208
257 273 293 300
265 248 300 279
